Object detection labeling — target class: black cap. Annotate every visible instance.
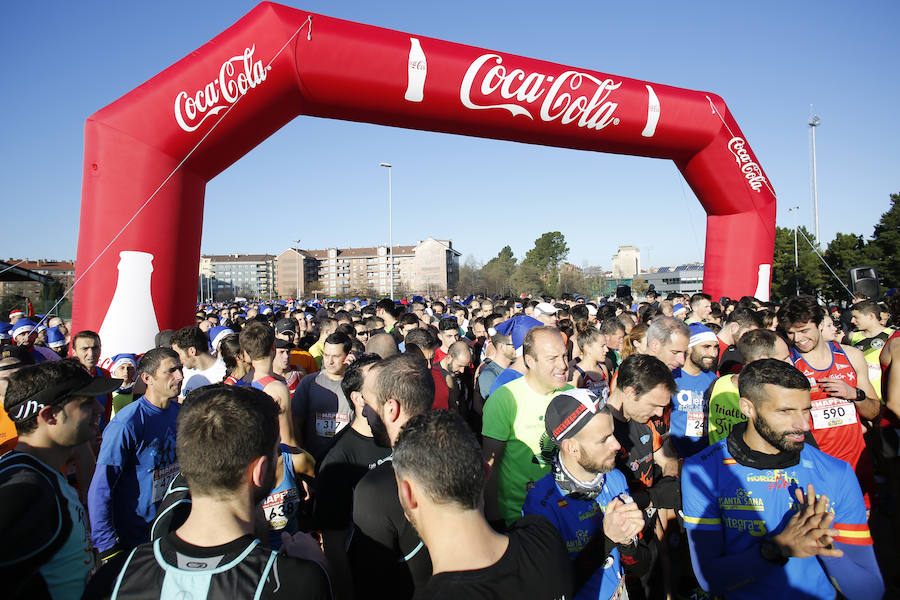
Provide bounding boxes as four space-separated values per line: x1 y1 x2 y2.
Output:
544 388 604 443
274 338 295 350
6 367 122 424
275 319 296 335
0 345 34 371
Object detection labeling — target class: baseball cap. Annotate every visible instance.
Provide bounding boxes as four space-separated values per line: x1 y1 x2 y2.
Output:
274 338 295 350
275 318 296 335
534 302 559 317
544 388 604 443
5 366 122 424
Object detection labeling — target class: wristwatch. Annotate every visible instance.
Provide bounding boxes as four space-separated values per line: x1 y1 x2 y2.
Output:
853 387 866 403
759 539 789 565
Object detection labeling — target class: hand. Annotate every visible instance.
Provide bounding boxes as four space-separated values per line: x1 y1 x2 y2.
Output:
281 531 327 565
772 484 843 559
817 378 856 401
603 497 645 545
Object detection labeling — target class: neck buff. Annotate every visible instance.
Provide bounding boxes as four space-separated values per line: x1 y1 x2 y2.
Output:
727 421 801 469
554 454 606 501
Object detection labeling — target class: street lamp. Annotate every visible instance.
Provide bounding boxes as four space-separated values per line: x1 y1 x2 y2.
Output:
787 206 800 296
808 114 821 248
294 239 302 301
379 162 393 300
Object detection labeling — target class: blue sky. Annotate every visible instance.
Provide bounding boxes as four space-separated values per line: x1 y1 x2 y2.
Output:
2 1 898 272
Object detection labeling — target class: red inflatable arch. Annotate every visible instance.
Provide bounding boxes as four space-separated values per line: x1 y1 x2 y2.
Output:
74 2 775 359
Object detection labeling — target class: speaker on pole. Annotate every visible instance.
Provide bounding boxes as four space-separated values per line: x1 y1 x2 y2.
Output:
848 266 879 299
616 284 631 299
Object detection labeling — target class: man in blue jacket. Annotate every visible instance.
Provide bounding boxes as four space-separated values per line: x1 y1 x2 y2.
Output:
88 347 183 562
523 388 653 599
682 358 883 599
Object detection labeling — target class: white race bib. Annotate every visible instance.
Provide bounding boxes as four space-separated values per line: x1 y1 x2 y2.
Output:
152 463 179 503
315 411 350 437
811 400 858 430
686 411 705 438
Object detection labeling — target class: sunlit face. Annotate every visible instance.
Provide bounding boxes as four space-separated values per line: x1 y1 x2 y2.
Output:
606 329 625 351
572 412 620 474
145 357 184 399
851 310 879 333
472 322 487 339
747 386 811 453
449 352 472 374
112 362 136 386
525 331 569 393
652 333 689 370
584 335 609 363
693 299 712 321
624 383 672 424
73 337 101 371
786 320 821 353
438 329 459 348
536 312 558 327
689 341 719 372
770 337 793 364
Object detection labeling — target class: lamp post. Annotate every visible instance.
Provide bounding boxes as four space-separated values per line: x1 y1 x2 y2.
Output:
294 239 302 301
379 162 393 300
808 114 821 248
787 206 800 296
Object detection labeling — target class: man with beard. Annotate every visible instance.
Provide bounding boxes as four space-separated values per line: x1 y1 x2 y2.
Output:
394 410 574 600
668 323 720 457
777 296 879 508
349 354 435 600
523 389 652 600
86 385 330 599
682 359 883 599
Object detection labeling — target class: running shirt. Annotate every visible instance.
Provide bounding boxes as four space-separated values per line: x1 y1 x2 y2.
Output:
262 446 301 550
613 412 668 495
431 365 450 411
292 371 353 461
669 368 717 457
414 515 574 600
0 409 17 454
314 427 391 531
682 430 883 600
487 367 524 397
523 469 630 600
477 359 504 399
96 533 330 600
706 374 743 445
179 359 226 398
87 397 180 552
350 458 432 599
482 377 574 525
850 327 894 400
790 343 866 470
0 451 96 600
573 361 611 401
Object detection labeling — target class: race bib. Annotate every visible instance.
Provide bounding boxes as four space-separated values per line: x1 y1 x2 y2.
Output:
152 462 180 503
811 399 858 430
612 577 629 600
315 411 350 437
686 411 705 438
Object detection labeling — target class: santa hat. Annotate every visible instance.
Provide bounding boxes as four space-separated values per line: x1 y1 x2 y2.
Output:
492 315 543 357
11 319 36 339
109 353 138 374
208 326 234 353
8 309 23 320
46 326 67 348
688 323 717 348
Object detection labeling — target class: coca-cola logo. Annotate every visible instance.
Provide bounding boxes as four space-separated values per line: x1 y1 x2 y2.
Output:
460 54 621 131
727 137 767 192
174 45 270 133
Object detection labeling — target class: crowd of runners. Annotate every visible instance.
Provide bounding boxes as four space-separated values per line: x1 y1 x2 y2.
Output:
1 290 899 599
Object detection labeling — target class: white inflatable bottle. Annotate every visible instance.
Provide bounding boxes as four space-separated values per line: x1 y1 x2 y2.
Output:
404 37 427 102
98 251 160 364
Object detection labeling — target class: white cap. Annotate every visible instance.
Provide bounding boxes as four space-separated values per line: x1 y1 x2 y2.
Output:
534 302 559 316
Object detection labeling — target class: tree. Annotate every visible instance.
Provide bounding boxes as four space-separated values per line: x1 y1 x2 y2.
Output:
523 232 569 279
822 232 867 299
631 277 649 295
771 226 826 301
459 255 485 295
482 245 517 296
866 192 899 289
556 263 587 296
510 262 545 296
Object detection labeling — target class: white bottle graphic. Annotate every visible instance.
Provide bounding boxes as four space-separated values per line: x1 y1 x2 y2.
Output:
98 251 160 363
753 263 772 302
404 37 427 102
641 85 660 137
